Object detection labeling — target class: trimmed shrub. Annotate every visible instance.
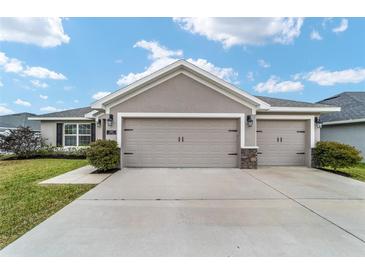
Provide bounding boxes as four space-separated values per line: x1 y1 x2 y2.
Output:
35 146 88 159
313 141 362 171
0 127 45 158
87 140 120 171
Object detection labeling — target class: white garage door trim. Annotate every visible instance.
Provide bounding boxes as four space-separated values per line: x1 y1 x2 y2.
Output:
122 118 239 167
256 115 315 148
256 120 307 166
117 112 246 148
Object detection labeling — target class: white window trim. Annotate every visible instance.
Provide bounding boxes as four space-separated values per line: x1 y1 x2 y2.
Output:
64 123 92 147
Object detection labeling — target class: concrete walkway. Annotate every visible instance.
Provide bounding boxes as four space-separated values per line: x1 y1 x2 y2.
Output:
39 165 113 185
2 167 365 256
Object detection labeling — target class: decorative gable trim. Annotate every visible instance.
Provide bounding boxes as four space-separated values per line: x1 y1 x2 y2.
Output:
91 60 270 111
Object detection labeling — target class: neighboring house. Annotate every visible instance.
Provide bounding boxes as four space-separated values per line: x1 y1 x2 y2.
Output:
318 92 365 159
29 60 339 168
0 112 40 135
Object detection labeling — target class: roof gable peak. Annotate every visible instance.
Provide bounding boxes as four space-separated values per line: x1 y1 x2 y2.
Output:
91 59 270 110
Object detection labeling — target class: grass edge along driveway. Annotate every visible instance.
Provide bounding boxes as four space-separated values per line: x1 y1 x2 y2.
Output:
323 163 365 183
0 158 94 249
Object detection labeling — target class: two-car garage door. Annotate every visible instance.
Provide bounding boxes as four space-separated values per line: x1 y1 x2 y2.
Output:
123 118 239 167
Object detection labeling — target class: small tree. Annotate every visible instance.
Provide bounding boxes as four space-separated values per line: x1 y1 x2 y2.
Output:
0 127 45 158
313 141 362 171
87 140 120 171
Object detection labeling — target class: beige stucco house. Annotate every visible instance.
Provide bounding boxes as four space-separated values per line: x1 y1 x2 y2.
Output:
29 60 339 168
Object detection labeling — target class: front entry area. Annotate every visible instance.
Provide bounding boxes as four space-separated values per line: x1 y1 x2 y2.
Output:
257 120 307 166
122 118 239 168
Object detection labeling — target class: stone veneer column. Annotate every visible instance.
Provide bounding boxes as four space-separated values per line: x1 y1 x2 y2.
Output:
311 148 317 168
240 148 258 169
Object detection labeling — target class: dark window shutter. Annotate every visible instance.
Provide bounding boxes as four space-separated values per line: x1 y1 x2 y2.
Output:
56 123 63 147
91 123 96 142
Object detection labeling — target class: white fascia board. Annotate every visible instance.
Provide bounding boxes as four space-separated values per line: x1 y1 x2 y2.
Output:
105 70 260 113
256 114 315 120
181 61 270 109
28 117 94 121
323 118 365 125
117 112 246 118
262 106 341 113
91 61 182 109
84 110 99 118
92 60 270 110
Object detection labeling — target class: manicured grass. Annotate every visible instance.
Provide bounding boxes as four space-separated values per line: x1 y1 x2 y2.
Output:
0 158 94 249
324 163 365 182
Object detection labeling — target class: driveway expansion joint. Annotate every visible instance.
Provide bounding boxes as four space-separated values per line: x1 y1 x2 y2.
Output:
245 171 365 245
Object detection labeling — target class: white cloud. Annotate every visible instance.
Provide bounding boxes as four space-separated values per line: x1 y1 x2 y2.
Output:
134 40 183 60
254 76 304 93
0 80 3 87
92 91 111 100
73 99 79 103
14 98 31 107
117 40 238 86
40 106 62 112
258 59 271 68
39 94 48 100
0 17 70 47
0 51 66 80
174 17 304 48
115 59 123 64
186 58 238 82
310 30 322 40
0 52 8 65
332 19 348 33
31 80 48 88
23 66 66 80
303 67 365 86
0 106 14 115
4 58 23 73
246 71 255 81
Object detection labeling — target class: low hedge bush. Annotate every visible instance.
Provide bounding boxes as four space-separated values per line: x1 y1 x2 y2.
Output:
313 141 362 171
86 140 120 171
34 146 88 159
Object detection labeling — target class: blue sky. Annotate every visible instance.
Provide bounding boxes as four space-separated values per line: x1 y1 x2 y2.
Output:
0 17 364 115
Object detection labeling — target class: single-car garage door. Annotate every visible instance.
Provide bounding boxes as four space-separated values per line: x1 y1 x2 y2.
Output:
257 120 307 166
123 118 239 168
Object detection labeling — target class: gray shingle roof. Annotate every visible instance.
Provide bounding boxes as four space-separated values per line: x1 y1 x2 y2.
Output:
0 112 40 131
317 92 365 122
35 107 92 118
256 96 333 108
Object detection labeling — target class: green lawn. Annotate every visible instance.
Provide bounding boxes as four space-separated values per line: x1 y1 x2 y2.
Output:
0 158 94 249
324 163 365 182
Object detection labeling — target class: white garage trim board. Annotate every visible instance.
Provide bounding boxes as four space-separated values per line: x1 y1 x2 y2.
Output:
117 112 246 148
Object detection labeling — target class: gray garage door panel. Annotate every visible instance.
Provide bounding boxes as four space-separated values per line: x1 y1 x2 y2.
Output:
123 118 238 167
257 120 306 166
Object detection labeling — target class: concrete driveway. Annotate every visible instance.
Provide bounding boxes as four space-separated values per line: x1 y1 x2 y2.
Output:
1 167 365 256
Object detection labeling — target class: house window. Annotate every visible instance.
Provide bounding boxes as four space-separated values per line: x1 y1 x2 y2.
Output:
78 124 91 146
64 123 91 146
64 124 77 146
